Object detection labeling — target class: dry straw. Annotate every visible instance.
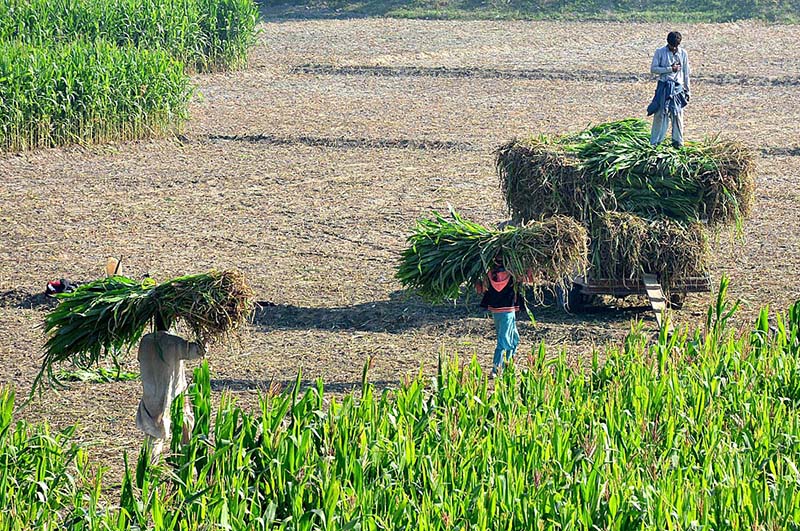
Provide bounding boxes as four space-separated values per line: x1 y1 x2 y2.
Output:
590 212 709 288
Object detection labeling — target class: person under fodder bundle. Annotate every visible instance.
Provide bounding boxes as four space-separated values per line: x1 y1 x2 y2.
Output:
136 313 205 458
648 31 691 148
475 255 530 378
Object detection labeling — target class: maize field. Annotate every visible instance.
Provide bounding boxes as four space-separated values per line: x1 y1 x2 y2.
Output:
3 284 800 529
0 39 190 151
0 0 258 71
0 0 258 150
1 14 799 531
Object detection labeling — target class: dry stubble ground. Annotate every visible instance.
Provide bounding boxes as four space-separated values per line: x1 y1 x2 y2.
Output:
1 18 799 485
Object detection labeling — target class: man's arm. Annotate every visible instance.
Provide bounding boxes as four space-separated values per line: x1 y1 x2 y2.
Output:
682 50 691 97
166 333 206 361
184 340 206 360
650 48 673 75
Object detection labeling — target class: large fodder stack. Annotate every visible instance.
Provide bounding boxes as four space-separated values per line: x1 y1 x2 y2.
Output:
396 210 588 303
37 270 255 388
498 119 755 227
590 212 710 287
496 119 755 288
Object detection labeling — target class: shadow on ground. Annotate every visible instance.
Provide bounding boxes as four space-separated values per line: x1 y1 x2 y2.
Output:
293 63 800 87
254 290 653 334
0 289 58 310
254 291 477 333
256 0 411 20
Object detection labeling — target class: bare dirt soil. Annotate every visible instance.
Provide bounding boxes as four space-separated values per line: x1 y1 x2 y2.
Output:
1 19 799 485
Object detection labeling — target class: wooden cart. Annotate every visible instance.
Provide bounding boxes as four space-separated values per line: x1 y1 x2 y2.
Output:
557 273 712 329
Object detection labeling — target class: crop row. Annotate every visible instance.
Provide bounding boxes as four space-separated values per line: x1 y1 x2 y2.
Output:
0 0 258 150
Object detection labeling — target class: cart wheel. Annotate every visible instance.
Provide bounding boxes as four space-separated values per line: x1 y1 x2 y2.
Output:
669 292 686 309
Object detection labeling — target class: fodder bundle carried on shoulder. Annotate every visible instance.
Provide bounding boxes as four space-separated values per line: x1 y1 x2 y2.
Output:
38 270 255 388
590 212 709 290
497 119 755 227
396 210 588 303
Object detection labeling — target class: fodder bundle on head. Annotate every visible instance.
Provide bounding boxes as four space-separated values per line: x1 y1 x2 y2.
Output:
37 270 255 389
396 210 588 303
497 119 755 227
590 212 710 290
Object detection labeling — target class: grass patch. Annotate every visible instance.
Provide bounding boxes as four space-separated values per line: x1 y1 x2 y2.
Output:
56 367 139 383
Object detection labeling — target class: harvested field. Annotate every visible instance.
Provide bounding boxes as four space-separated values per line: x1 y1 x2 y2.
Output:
1 18 799 485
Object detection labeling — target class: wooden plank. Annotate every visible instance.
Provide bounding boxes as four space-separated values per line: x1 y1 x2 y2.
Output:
574 275 711 295
642 274 673 332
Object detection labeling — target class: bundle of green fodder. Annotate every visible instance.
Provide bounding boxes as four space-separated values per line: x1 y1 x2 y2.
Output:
396 210 588 303
497 118 755 227
37 270 254 388
590 212 709 289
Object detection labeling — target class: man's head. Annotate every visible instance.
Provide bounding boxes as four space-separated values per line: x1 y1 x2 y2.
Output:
154 312 174 332
667 31 682 52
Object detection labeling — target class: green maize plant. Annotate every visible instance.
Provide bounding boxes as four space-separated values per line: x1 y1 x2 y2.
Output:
38 270 254 390
196 0 260 71
396 209 588 303
0 0 258 71
0 39 191 151
4 286 800 528
0 388 119 530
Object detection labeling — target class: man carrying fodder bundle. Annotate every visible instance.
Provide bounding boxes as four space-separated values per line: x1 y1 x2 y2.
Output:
396 210 587 375
136 313 205 459
648 31 691 148
475 253 535 378
37 270 255 456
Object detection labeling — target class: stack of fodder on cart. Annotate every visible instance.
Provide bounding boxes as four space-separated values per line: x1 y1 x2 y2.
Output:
496 118 755 290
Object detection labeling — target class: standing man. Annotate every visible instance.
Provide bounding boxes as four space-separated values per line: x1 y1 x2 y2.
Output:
136 314 205 459
648 31 691 148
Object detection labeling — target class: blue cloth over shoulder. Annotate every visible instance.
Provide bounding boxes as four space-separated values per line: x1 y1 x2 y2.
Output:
647 79 687 117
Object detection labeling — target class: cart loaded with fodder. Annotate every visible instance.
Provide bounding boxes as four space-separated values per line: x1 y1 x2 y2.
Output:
496 118 755 323
398 119 755 327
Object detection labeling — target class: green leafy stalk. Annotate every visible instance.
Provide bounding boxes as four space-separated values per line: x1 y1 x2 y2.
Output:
396 209 587 302
36 270 254 390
